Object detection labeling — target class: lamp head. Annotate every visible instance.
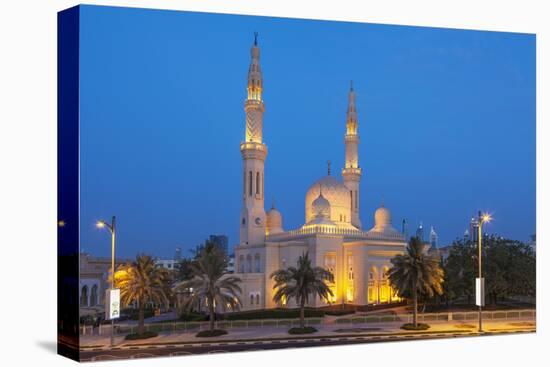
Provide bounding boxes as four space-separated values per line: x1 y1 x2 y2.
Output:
96 221 106 229
481 213 492 223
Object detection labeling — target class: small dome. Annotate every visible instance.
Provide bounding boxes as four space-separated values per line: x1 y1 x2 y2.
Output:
374 204 391 229
312 193 331 219
367 202 403 239
266 207 283 234
374 205 391 229
305 175 351 225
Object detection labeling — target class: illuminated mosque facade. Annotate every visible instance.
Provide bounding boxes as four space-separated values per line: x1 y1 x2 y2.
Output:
233 36 406 310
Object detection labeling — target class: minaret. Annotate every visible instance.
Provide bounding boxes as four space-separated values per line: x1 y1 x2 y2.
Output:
240 33 267 246
342 81 362 229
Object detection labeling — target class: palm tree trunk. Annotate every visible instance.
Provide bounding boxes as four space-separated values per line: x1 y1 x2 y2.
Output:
209 298 215 331
300 301 305 329
138 304 145 335
413 284 418 328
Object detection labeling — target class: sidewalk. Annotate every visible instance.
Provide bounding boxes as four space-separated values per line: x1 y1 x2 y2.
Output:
80 318 535 348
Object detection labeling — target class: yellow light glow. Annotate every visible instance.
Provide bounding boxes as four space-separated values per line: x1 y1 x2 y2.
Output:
346 287 354 303
58 220 66 227
481 213 492 223
96 221 105 228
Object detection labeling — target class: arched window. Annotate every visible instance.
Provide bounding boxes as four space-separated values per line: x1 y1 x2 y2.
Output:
254 253 261 273
90 285 98 306
246 254 252 273
354 190 358 209
256 172 260 195
382 266 389 279
80 285 88 307
256 294 260 305
250 294 254 305
239 255 245 273
249 171 253 196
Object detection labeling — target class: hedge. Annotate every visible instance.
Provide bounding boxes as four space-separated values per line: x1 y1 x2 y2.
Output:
224 308 325 320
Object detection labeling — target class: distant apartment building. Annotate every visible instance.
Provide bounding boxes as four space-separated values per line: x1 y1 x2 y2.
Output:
196 234 229 256
156 258 177 270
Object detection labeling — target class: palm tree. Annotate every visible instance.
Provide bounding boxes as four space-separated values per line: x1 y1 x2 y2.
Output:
388 237 444 327
114 254 171 335
174 244 242 332
270 252 334 329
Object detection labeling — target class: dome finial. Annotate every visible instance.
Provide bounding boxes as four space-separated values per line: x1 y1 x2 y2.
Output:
381 195 385 207
350 80 354 91
254 31 258 46
272 195 275 209
327 160 331 176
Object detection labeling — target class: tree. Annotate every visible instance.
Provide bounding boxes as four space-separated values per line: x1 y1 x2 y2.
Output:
175 257 196 282
441 239 477 305
388 237 444 327
270 252 334 329
483 236 536 304
174 245 242 332
114 254 171 336
442 235 536 306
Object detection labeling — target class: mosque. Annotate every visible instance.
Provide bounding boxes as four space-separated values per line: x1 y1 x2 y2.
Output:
233 35 407 310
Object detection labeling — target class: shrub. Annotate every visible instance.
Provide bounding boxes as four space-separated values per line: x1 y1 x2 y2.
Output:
225 308 325 320
80 315 97 326
325 309 355 316
196 329 228 337
179 312 208 322
125 331 158 340
121 308 155 321
288 326 317 335
401 323 430 331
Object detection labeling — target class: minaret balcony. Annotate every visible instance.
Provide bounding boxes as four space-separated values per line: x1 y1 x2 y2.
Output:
342 167 362 178
240 141 268 160
244 98 265 110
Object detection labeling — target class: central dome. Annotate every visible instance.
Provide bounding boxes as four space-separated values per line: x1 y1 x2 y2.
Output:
305 175 352 226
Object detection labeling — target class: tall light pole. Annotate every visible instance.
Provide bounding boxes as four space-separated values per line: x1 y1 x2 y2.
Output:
96 216 116 347
477 211 492 333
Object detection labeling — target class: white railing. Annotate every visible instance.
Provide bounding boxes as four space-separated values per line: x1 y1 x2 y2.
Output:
79 309 535 336
267 226 405 242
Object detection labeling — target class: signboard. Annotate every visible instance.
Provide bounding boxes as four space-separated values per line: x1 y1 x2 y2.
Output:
105 288 120 320
475 277 485 306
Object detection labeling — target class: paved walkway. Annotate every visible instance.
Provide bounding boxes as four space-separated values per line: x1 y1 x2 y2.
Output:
80 318 535 349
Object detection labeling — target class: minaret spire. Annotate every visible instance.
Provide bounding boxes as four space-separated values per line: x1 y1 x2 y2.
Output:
342 82 362 229
244 33 264 143
240 35 268 246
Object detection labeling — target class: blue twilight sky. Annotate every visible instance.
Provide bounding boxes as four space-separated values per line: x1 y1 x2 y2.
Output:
78 5 536 259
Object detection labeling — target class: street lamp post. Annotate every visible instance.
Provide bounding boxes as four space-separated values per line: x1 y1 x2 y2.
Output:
477 211 491 333
96 216 116 347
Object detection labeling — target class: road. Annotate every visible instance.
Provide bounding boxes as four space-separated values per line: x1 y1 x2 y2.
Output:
79 328 534 362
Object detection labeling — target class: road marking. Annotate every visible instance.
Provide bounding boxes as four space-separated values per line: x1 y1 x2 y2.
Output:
170 351 193 356
131 353 156 359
